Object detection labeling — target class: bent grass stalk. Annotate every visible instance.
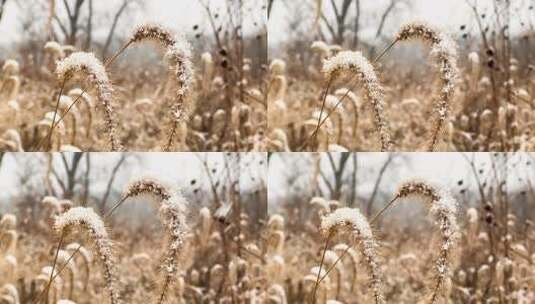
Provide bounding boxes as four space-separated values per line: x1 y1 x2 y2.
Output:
35 52 120 151
311 78 333 147
316 196 397 286
56 207 119 304
42 52 122 151
310 230 333 303
119 178 189 304
39 207 119 304
42 78 66 151
38 25 191 152
38 25 192 152
395 22 458 151
37 193 132 301
36 84 88 151
323 51 391 151
395 181 458 303
41 231 65 303
315 207 384 304
40 38 137 151
300 43 395 151
105 24 194 151
37 196 126 304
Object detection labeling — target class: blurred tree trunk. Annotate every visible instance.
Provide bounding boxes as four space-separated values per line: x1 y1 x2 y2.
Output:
375 0 396 39
48 153 85 199
348 153 358 207
98 154 127 214
66 0 85 45
322 152 351 201
82 153 91 205
318 0 353 45
369 0 397 57
365 155 394 216
332 152 350 200
52 0 85 45
0 0 7 24
267 0 274 18
0 152 5 172
101 0 130 59
84 0 93 49
62 153 84 199
352 0 360 48
335 0 352 44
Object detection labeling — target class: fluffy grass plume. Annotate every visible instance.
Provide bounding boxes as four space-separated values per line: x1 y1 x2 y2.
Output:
122 177 189 303
127 24 194 151
320 207 384 304
395 181 458 303
395 22 458 151
54 207 120 304
323 51 392 151
56 52 122 151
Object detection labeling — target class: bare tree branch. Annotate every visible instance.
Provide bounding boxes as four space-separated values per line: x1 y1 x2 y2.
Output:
0 0 8 24
267 0 274 18
50 167 67 193
62 0 72 18
349 153 358 207
375 0 396 38
0 152 5 172
84 0 93 49
101 0 130 59
365 154 394 216
352 0 360 48
99 154 127 214
82 153 90 205
53 14 69 38
319 170 334 194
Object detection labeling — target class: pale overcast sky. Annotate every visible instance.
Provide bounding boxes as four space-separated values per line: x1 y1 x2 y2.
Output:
0 0 264 45
268 153 530 213
268 0 528 44
0 152 267 212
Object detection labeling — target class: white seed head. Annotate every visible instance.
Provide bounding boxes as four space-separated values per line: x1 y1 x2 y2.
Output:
56 52 121 151
396 21 458 150
323 51 391 151
321 207 384 303
54 207 119 304
2 59 19 75
270 59 286 75
44 41 65 58
0 214 17 229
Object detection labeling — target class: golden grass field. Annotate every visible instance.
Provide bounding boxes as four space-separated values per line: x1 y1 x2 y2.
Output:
1 152 534 303
0 0 266 152
0 152 268 304
267 0 535 152
0 0 534 304
267 152 535 303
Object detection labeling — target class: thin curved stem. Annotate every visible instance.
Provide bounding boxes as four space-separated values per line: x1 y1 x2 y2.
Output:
311 230 333 303
374 39 398 63
370 195 399 224
313 79 333 144
34 83 88 151
43 78 66 151
104 41 133 67
36 230 65 304
104 197 127 219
